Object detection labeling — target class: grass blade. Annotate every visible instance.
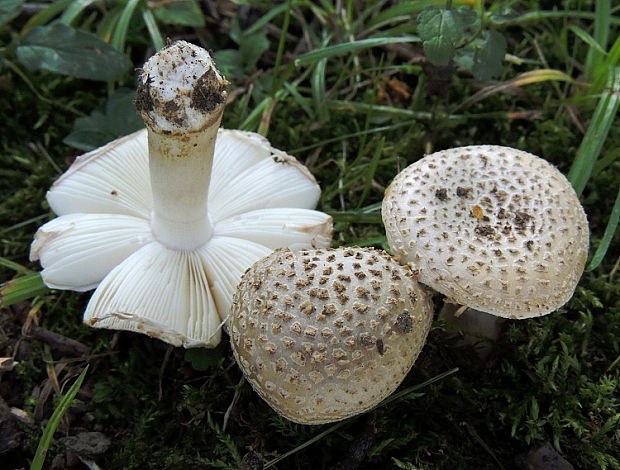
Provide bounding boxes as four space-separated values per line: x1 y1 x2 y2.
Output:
272 0 292 75
244 1 302 37
591 34 620 92
20 0 72 35
111 0 141 51
142 7 164 51
569 24 607 56
501 10 620 26
96 3 123 42
311 53 328 120
587 186 620 271
30 365 89 470
455 69 575 111
0 272 49 307
59 0 98 25
290 119 416 153
294 36 420 66
365 1 435 31
584 0 611 78
0 256 31 274
568 66 620 196
356 138 385 209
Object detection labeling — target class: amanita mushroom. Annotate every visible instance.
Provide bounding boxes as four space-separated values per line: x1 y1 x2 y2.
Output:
382 145 589 319
229 247 433 424
30 41 332 348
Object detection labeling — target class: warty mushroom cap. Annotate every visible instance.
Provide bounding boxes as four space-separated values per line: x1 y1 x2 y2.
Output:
382 145 589 319
229 247 433 425
30 42 333 348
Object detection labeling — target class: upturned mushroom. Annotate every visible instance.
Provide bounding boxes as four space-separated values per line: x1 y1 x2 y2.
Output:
382 145 589 319
30 41 332 348
229 247 433 424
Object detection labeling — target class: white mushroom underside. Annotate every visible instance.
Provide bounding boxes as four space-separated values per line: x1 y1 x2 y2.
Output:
382 145 589 318
84 237 272 348
31 129 332 347
31 213 153 291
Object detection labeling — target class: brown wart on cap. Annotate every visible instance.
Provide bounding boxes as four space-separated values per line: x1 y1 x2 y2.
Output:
382 145 589 319
229 247 433 425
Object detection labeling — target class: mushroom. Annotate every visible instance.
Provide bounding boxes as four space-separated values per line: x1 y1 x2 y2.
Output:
229 247 433 424
30 41 332 348
382 145 589 319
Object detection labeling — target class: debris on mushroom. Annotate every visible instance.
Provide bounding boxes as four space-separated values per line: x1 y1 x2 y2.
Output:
30 41 333 348
229 247 433 424
382 145 589 319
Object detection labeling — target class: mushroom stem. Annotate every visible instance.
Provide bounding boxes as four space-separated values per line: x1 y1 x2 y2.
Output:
147 120 221 249
136 40 228 250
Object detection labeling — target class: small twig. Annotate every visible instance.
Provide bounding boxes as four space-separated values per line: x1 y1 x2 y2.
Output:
222 376 244 432
27 327 91 357
158 345 174 401
463 422 505 470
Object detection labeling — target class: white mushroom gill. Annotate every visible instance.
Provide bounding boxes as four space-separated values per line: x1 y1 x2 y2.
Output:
30 41 333 348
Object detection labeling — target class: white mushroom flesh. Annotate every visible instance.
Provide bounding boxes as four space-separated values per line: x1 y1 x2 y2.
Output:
382 145 589 318
229 247 433 424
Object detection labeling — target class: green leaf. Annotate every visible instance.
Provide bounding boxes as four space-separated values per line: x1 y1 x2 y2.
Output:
587 186 620 271
453 49 474 71
422 35 454 66
214 49 243 78
568 66 620 195
418 6 479 67
418 7 463 66
0 272 49 307
239 32 269 71
17 23 131 81
0 0 24 27
31 366 89 470
152 0 205 27
63 88 144 151
184 346 224 371
472 30 507 80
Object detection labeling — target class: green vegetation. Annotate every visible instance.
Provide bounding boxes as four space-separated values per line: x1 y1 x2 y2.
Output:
1 1 618 469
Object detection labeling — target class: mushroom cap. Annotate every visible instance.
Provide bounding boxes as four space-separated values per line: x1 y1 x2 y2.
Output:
229 247 433 424
382 145 589 319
